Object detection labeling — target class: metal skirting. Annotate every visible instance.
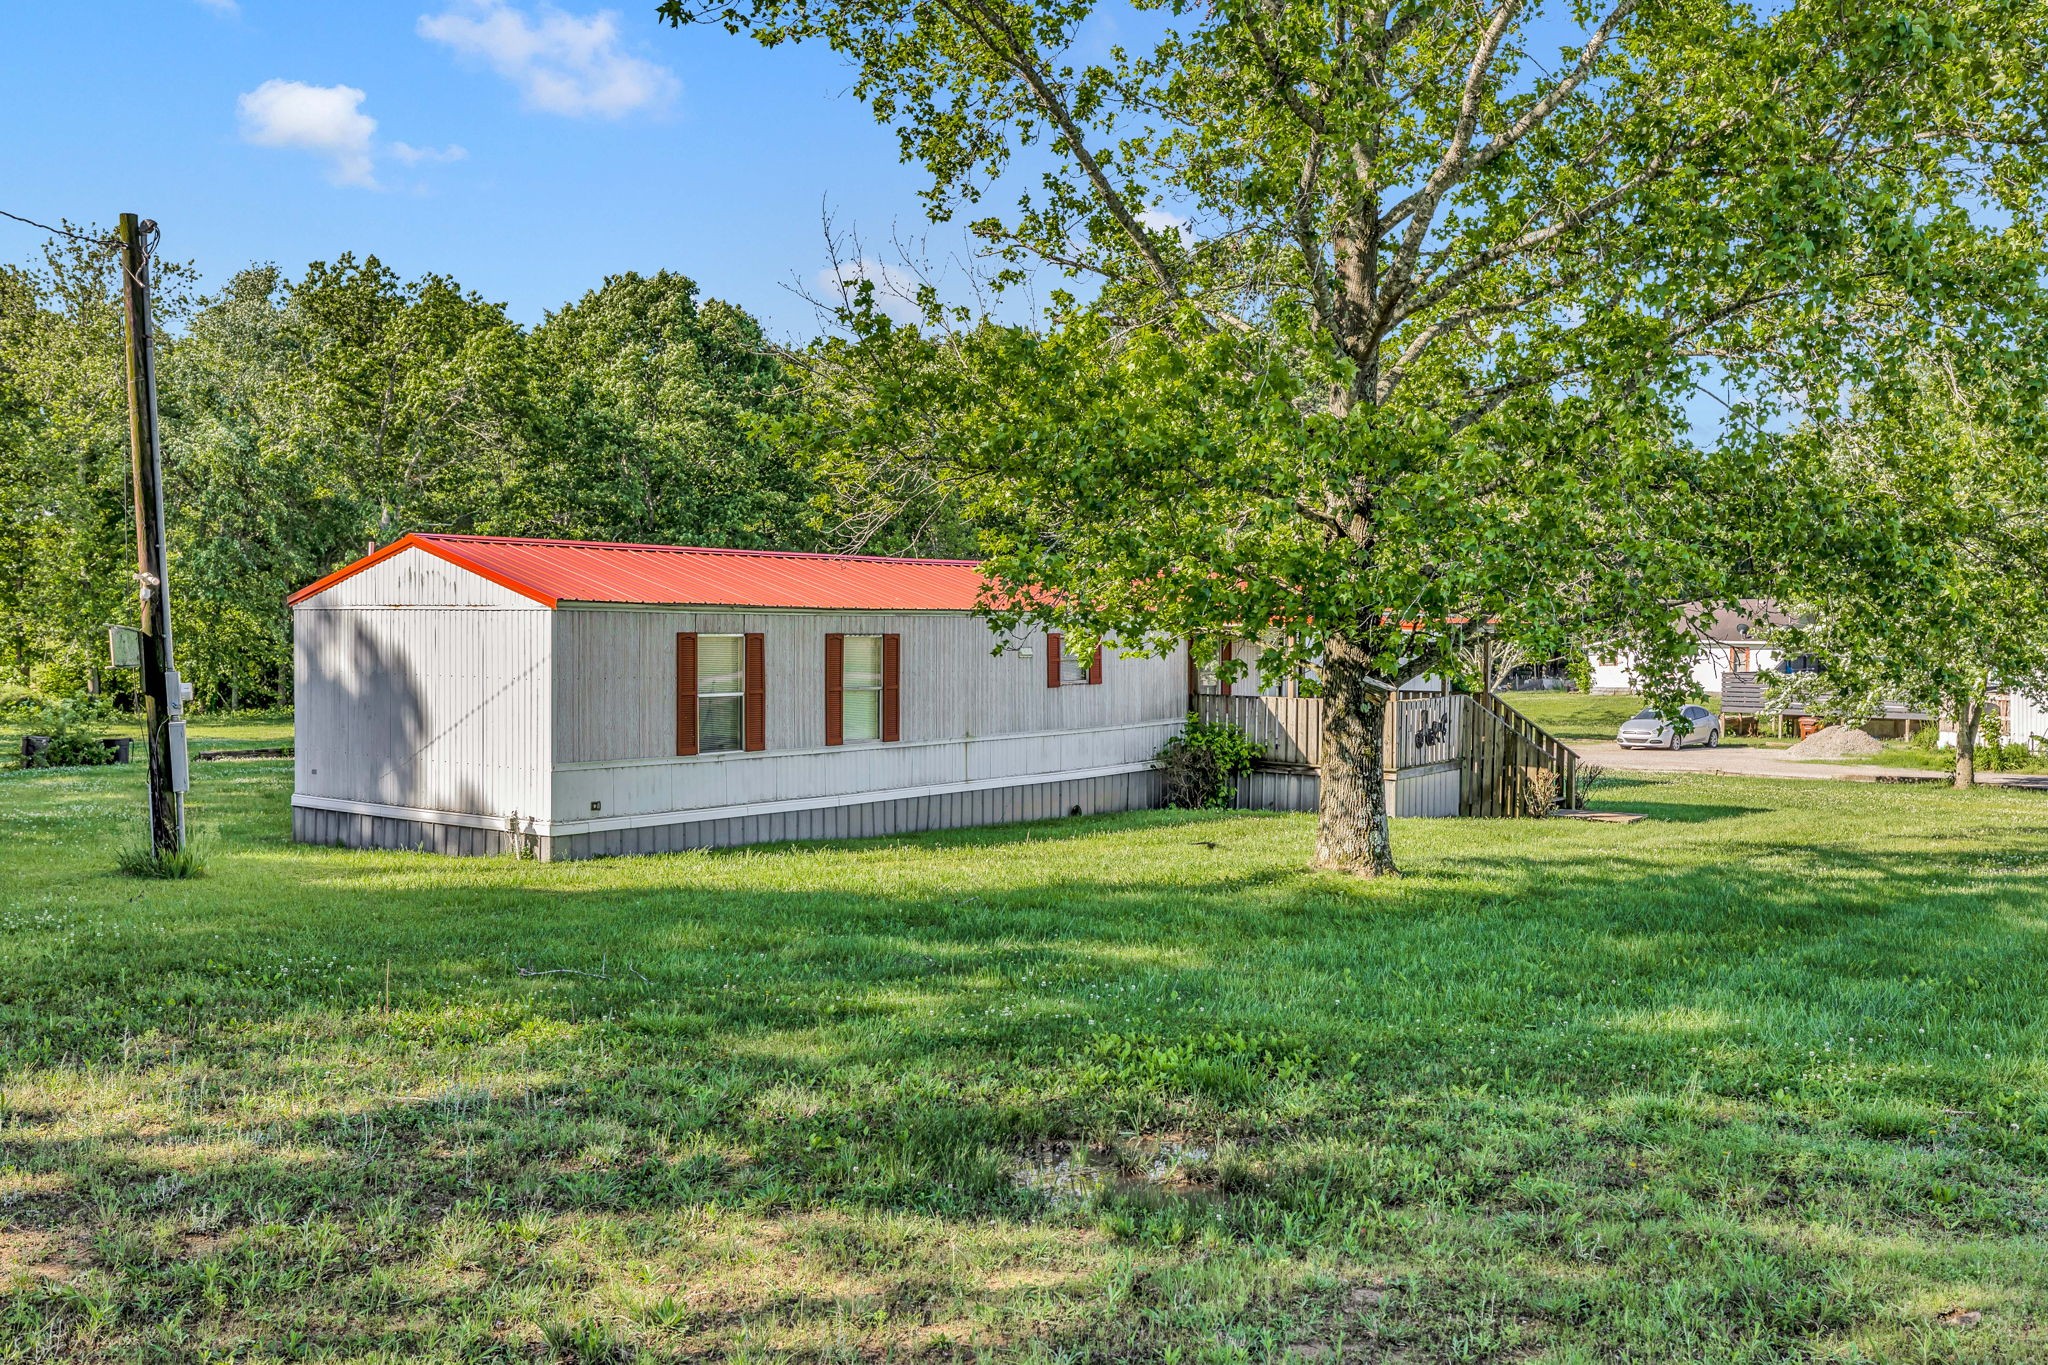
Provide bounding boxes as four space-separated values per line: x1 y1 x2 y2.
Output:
291 807 520 857
292 768 1163 861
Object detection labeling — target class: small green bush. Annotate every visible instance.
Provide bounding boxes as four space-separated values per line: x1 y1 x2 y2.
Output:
1567 654 1593 694
114 838 208 880
21 697 121 769
1159 714 1264 809
0 681 47 719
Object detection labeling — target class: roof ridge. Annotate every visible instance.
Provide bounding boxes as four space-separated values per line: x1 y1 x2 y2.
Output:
412 532 980 568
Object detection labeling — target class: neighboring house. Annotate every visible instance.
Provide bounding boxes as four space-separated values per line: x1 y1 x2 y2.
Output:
1588 601 1799 696
1940 688 2048 752
289 534 1187 860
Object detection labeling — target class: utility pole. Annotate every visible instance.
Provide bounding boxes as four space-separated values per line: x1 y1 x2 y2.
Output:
118 212 186 855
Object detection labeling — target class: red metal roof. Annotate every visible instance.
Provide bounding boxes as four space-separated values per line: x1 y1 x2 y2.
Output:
287 533 988 611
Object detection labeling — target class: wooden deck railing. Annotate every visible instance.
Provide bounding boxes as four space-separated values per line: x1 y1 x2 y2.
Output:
1468 691 1581 815
1191 693 1323 766
1721 672 1928 721
1189 690 1580 815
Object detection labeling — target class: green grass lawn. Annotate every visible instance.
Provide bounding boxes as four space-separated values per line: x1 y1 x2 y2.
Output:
1507 691 1792 749
3 759 2047 1362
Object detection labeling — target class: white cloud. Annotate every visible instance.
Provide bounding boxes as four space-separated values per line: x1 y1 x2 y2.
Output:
816 258 924 323
417 2 679 118
237 80 379 187
195 0 240 14
391 141 469 165
1140 208 1195 244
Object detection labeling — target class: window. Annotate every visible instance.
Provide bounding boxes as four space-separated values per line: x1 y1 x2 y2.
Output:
697 634 746 753
1045 632 1104 687
841 634 883 743
826 632 899 745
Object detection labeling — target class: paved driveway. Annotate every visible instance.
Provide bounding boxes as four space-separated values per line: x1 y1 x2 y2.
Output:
1570 740 2048 790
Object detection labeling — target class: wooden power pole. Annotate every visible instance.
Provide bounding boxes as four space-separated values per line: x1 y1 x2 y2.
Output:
118 212 186 855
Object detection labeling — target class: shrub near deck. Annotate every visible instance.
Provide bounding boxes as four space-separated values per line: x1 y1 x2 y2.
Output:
1 758 2046 1361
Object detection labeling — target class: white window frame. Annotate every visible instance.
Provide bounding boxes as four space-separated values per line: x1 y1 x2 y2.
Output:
697 633 747 754
840 633 884 744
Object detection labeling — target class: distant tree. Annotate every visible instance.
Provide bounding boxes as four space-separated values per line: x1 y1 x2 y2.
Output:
522 271 819 548
277 254 540 545
667 0 2048 871
0 266 43 685
0 231 194 695
161 267 357 708
1771 351 2048 788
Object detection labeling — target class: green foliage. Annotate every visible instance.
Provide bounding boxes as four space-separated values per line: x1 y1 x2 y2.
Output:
519 271 821 550
0 681 45 719
20 696 118 768
1769 352 2048 778
113 837 208 880
1158 713 1263 809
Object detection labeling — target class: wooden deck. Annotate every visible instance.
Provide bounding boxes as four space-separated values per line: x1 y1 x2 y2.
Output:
1721 671 1928 721
1190 691 1579 817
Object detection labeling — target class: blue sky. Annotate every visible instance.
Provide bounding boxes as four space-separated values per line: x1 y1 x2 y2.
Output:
0 0 971 339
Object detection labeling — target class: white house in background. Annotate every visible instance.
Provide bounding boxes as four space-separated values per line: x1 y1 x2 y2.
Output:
1588 601 1798 696
288 533 1188 860
1941 688 2048 752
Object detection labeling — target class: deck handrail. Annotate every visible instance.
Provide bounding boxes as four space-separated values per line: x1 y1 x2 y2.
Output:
1188 691 1581 815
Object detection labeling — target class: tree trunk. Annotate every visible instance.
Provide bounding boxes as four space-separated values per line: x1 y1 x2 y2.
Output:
1315 635 1397 875
1953 694 1977 790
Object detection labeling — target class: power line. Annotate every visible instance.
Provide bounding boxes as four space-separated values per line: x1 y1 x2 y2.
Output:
0 206 119 252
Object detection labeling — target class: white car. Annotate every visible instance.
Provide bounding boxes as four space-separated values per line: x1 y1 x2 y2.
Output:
1617 704 1722 750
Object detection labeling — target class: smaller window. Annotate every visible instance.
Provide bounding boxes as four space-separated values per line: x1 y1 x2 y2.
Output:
697 634 746 753
841 634 884 743
1059 645 1097 686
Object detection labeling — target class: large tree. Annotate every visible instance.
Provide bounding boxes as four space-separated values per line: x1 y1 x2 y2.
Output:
1768 347 2048 789
665 0 2048 872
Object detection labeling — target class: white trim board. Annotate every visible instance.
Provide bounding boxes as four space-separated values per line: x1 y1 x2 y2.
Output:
293 760 1160 839
555 718 1182 771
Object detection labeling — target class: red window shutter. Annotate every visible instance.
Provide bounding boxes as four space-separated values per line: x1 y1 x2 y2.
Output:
881 633 901 742
675 632 699 756
743 632 766 752
1088 645 1103 685
1046 632 1063 688
1219 639 1233 698
824 633 844 746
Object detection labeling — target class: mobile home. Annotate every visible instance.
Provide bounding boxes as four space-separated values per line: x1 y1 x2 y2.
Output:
289 534 1186 860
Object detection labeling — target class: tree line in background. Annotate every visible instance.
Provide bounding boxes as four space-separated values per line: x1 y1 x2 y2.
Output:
0 233 967 711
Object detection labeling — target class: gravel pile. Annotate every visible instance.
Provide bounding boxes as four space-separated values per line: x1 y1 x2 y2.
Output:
1785 724 1887 760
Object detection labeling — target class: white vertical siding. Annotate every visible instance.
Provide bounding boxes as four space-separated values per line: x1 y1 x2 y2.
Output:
309 545 538 610
2007 689 2048 748
293 552 553 822
551 606 1187 823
